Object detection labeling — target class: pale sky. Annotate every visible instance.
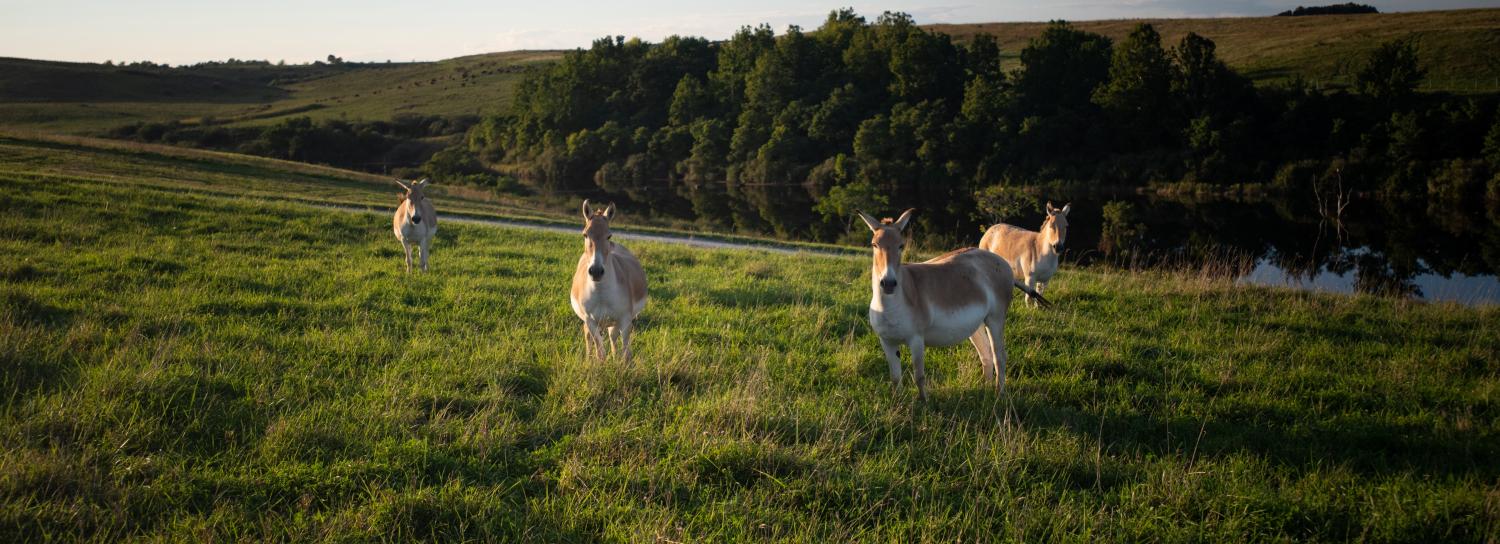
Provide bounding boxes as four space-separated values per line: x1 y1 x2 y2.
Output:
2 0 1496 65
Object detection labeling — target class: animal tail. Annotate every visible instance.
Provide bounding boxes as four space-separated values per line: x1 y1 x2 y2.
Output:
1012 282 1051 307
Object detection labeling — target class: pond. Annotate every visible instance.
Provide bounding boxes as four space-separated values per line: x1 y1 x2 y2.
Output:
1001 190 1500 307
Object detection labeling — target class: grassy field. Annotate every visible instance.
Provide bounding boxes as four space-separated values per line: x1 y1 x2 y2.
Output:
930 8 1500 94
0 51 560 134
1 133 1497 541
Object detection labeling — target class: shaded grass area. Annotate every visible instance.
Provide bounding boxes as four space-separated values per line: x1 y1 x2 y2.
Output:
1 153 1497 541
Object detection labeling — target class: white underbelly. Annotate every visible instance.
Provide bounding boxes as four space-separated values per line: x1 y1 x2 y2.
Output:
923 303 989 346
398 223 430 242
576 283 633 324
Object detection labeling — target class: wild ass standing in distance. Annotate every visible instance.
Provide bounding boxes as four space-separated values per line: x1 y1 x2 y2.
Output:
861 209 1048 399
979 202 1070 307
571 200 648 364
393 178 438 272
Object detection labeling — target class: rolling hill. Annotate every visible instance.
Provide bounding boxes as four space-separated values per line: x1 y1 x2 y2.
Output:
0 51 561 134
2 8 1499 137
927 8 1500 93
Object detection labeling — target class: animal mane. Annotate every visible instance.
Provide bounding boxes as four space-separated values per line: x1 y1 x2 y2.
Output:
880 218 895 225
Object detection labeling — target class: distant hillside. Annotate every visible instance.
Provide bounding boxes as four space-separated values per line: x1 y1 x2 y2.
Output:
3 8 1499 136
926 8 1500 94
0 51 561 134
0 57 300 103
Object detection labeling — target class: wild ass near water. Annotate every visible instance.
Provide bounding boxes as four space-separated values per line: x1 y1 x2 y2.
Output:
393 178 438 272
571 200 648 364
979 202 1070 307
861 209 1048 399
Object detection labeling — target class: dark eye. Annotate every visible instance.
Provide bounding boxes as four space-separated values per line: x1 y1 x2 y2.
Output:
607 234 612 240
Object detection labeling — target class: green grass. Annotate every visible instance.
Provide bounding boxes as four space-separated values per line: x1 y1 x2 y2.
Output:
1 136 1497 541
928 8 1500 94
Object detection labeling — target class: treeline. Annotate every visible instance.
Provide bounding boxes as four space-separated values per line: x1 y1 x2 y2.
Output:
1277 4 1379 16
464 10 1500 243
108 114 512 188
457 10 1499 243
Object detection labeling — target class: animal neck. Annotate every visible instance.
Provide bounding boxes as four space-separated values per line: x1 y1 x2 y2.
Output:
1037 226 1059 256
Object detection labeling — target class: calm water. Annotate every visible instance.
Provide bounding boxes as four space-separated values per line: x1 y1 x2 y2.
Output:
1012 191 1500 307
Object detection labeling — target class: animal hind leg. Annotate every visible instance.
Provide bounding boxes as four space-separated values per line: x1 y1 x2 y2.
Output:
970 327 996 381
986 314 1009 395
618 319 634 366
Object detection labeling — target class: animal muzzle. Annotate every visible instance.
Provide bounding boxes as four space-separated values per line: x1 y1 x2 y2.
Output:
588 265 604 280
880 278 897 294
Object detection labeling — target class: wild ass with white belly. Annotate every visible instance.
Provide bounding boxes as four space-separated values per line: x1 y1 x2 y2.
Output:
392 178 438 272
979 202 1070 306
571 200 648 364
861 209 1047 399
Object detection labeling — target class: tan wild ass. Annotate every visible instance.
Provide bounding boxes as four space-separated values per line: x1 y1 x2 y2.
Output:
571 200 648 364
979 202 1070 307
393 178 438 272
861 209 1047 399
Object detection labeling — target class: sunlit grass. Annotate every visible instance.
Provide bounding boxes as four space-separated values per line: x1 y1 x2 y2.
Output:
0 138 1496 541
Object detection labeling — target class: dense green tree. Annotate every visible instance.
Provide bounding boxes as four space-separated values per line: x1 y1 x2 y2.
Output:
1355 38 1426 108
1094 23 1178 151
1014 21 1112 117
461 9 1483 243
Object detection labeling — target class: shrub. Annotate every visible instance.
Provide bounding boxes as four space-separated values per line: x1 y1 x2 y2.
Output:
1099 200 1148 262
972 184 1037 224
1426 158 1484 204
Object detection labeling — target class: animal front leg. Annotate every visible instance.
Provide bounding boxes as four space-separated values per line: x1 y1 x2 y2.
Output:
585 319 607 362
1026 276 1039 308
910 337 929 401
879 338 903 390
402 241 413 273
580 322 593 361
419 238 431 272
605 325 619 359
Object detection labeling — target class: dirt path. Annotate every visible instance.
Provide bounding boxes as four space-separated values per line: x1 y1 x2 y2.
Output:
320 203 859 258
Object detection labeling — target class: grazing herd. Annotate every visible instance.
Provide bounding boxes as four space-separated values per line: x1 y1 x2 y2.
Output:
389 178 1072 399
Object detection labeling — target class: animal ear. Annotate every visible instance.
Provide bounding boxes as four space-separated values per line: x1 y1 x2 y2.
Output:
417 178 430 186
1046 201 1056 214
856 210 881 233
581 199 592 221
603 203 616 220
1061 203 1071 215
394 178 411 191
893 208 916 232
